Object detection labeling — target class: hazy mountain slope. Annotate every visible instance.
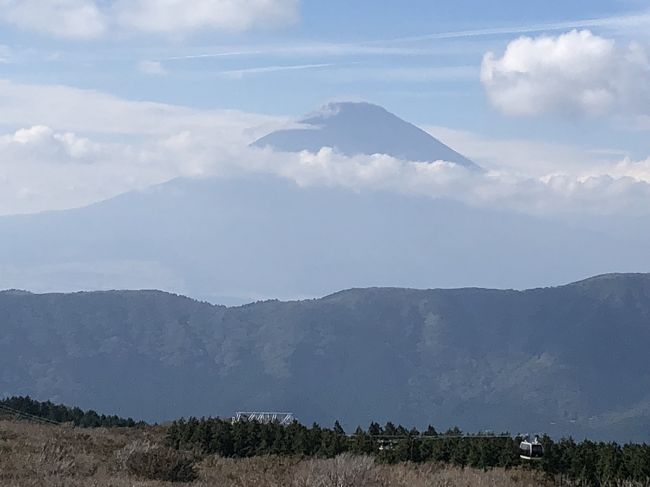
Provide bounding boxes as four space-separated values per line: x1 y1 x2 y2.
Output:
253 102 480 169
2 274 649 442
1 175 649 304
2 101 649 303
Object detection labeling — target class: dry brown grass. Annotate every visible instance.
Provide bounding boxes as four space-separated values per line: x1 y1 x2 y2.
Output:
1 419 629 487
198 454 550 487
0 419 167 486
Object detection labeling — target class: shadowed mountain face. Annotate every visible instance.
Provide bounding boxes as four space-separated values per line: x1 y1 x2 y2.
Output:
253 102 479 169
1 273 649 442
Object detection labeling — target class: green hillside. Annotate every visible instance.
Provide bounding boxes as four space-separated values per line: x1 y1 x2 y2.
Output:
1 274 649 441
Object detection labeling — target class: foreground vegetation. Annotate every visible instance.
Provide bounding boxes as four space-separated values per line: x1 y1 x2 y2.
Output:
0 396 143 428
0 420 551 486
1 397 649 486
168 418 650 486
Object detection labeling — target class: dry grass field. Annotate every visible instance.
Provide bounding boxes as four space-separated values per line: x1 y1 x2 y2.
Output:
0 419 599 487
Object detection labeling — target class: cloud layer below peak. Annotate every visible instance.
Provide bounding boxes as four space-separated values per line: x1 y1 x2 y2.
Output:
2 80 650 218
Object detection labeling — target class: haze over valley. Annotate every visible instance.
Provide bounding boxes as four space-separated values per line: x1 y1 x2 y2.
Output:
2 102 650 304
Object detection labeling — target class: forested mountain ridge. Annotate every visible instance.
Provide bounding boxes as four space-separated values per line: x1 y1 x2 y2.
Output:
1 273 650 441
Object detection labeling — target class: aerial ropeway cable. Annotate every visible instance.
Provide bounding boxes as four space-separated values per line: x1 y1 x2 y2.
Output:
0 404 60 426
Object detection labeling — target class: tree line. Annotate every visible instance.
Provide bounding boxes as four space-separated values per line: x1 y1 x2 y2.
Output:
3 396 648 485
0 396 143 428
166 418 650 486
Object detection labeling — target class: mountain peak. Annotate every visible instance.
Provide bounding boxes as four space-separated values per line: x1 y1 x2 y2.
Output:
253 101 480 169
304 101 394 120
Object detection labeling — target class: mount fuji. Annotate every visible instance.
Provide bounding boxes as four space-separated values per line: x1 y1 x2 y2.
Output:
254 102 480 169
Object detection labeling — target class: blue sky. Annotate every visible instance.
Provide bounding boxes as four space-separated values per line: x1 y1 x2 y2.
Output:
1 0 650 216
1 1 647 140
0 1 644 110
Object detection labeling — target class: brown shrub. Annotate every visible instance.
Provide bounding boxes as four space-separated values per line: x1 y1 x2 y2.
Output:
116 439 197 483
293 453 379 487
28 439 98 479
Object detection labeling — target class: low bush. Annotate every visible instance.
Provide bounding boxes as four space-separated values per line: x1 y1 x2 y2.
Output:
293 453 378 487
116 439 197 483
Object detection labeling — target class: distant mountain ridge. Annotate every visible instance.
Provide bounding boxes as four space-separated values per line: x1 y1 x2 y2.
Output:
2 272 649 442
253 102 480 169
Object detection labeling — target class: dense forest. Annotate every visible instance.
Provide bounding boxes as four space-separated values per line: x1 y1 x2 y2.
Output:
167 417 650 486
3 275 650 441
2 396 650 485
0 396 143 428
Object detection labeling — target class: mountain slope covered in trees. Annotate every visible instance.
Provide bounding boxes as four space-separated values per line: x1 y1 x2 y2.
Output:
1 273 650 441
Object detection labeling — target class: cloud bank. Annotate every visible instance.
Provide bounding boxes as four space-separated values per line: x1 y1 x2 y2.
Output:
1 80 650 217
0 80 281 214
0 0 299 39
481 30 650 117
259 148 650 217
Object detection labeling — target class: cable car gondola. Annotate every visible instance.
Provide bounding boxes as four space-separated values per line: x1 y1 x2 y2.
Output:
519 436 544 460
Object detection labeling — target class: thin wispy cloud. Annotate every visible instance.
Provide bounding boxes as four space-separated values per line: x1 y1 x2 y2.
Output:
323 65 478 83
151 11 650 69
160 44 440 63
218 63 344 79
377 12 650 44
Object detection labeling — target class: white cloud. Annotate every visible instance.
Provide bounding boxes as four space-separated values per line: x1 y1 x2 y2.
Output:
610 157 650 181
0 125 167 213
0 123 245 214
252 147 650 217
2 125 101 159
114 0 299 35
481 30 650 117
2 119 650 217
138 60 168 76
1 79 650 218
0 0 298 38
0 80 283 215
0 0 107 39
